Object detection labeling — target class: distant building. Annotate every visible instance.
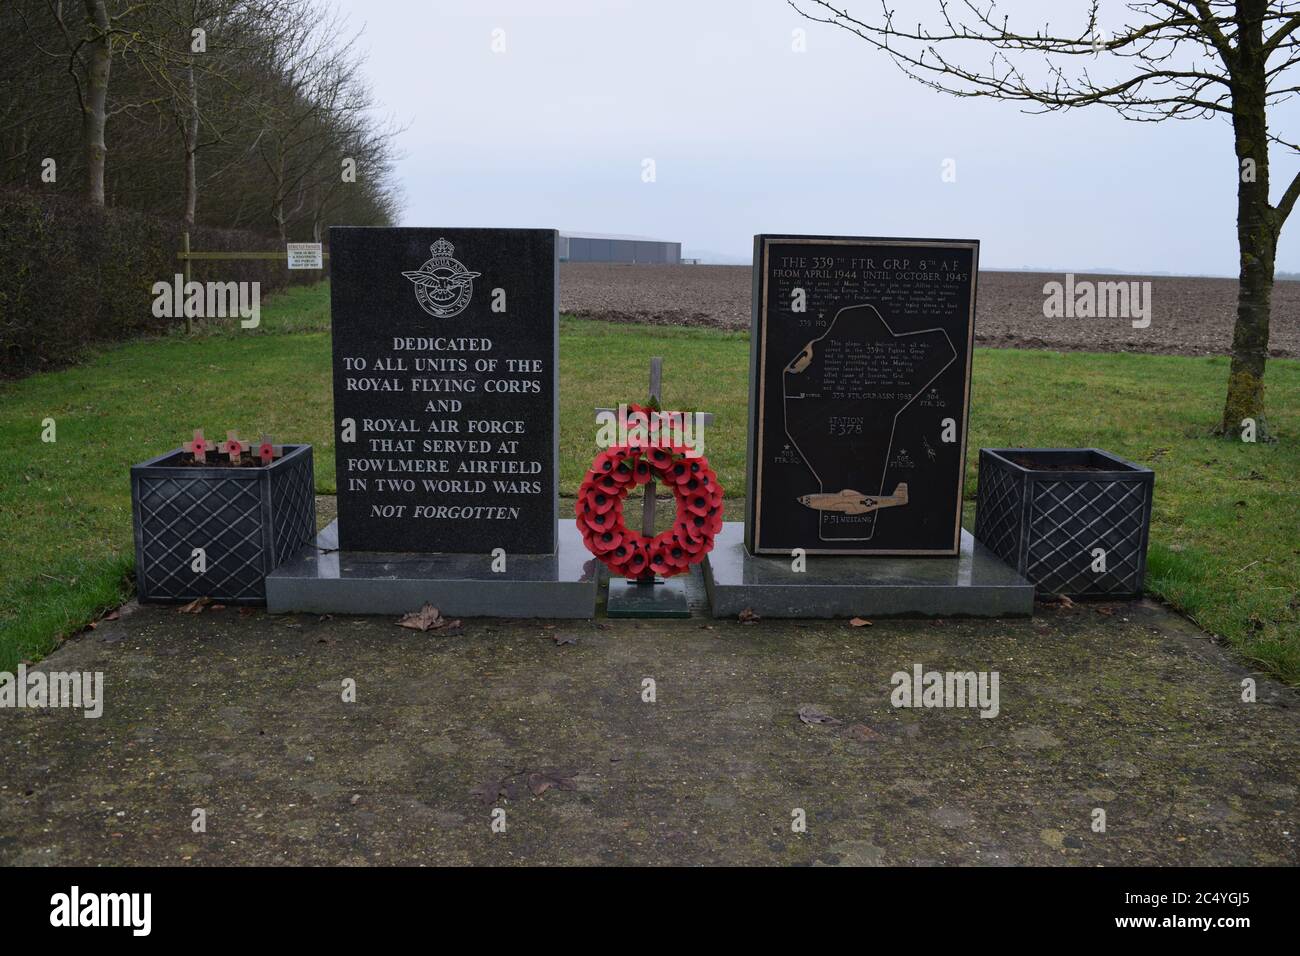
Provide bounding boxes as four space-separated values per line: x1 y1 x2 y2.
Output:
559 232 681 265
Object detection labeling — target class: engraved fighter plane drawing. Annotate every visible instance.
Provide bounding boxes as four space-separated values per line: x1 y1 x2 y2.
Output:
797 483 909 515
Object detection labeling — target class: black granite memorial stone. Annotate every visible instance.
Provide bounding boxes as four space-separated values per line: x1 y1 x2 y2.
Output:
330 227 558 553
746 235 979 555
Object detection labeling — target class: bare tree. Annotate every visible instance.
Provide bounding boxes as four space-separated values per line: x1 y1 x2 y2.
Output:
2 0 402 233
250 1 364 240
131 0 262 226
31 0 154 206
792 0 1300 440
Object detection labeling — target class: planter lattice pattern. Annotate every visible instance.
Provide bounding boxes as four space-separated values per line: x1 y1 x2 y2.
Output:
132 444 315 604
974 448 1154 599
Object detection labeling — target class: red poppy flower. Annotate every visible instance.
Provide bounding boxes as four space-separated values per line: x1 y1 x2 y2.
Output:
629 457 653 485
684 491 711 516
625 545 649 576
591 451 622 475
585 510 615 532
584 487 620 515
648 548 672 577
590 528 624 553
672 459 706 486
661 536 689 568
663 458 690 483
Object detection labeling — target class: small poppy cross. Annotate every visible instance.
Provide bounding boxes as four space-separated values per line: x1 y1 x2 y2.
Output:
188 428 216 464
218 430 248 465
256 434 284 466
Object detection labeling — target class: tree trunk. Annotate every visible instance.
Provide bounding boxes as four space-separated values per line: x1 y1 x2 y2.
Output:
82 0 112 206
1219 0 1277 439
274 155 287 240
183 60 199 227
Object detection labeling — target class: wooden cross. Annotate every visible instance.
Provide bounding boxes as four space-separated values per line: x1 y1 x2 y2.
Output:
187 429 216 463
595 357 714 540
218 430 248 465
256 434 285 466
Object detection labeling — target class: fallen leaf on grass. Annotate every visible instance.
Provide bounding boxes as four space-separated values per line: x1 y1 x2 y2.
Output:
552 633 578 645
102 610 119 622
396 603 460 632
844 723 883 742
849 617 872 627
797 704 842 726
178 597 211 614
738 608 760 624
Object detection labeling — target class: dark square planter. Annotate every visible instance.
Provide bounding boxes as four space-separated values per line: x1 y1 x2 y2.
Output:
974 448 1154 599
131 444 316 605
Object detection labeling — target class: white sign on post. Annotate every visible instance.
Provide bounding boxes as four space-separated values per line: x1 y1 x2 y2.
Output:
286 242 323 270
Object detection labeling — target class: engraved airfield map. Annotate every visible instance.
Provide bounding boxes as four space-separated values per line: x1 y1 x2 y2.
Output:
747 236 979 555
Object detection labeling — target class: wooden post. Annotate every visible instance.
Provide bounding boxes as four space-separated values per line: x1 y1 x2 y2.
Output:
641 357 663 540
592 359 713 591
182 231 192 335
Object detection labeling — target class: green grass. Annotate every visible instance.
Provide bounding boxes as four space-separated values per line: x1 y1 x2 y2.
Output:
2 282 1297 682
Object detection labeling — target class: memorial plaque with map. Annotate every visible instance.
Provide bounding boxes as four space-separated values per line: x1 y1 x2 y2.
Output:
330 227 558 554
745 235 979 555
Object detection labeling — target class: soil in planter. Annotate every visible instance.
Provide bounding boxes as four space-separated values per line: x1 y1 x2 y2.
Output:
181 454 272 469
1011 457 1113 472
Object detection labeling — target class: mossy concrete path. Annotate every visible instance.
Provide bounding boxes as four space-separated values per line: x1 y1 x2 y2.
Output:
1 599 1295 866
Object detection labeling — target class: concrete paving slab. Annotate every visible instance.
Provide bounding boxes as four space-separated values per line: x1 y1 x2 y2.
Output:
0 600 1295 866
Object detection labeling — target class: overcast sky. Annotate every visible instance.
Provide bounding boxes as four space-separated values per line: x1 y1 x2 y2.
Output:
334 0 1300 275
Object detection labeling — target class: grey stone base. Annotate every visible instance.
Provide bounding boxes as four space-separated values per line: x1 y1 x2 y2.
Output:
703 522 1033 618
606 575 691 619
265 519 598 618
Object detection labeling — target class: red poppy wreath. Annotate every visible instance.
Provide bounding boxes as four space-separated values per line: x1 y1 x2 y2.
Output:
575 408 723 579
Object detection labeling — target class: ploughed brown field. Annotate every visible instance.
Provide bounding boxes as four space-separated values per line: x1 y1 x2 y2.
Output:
560 263 1300 358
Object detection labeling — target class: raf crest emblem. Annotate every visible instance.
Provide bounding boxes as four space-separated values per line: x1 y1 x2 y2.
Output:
402 238 481 318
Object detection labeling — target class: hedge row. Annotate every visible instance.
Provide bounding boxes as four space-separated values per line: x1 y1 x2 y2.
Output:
0 189 324 379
